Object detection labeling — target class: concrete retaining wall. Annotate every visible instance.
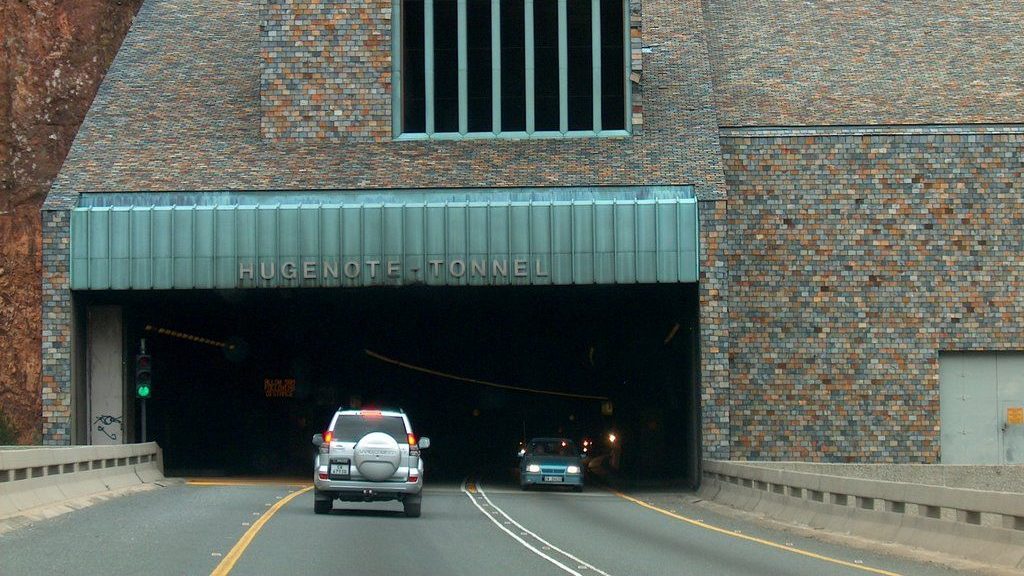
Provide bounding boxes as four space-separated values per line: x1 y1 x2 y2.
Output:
738 461 1024 493
700 460 1024 570
0 443 164 519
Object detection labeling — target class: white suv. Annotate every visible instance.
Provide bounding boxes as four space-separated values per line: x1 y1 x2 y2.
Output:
312 408 431 517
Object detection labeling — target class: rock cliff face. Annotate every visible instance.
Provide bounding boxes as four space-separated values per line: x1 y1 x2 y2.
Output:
0 0 142 442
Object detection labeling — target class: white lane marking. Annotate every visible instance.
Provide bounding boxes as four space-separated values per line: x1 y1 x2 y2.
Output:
463 482 585 575
476 484 613 576
477 487 607 497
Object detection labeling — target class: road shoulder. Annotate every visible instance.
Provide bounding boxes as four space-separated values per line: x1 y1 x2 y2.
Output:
0 478 185 535
641 490 1020 576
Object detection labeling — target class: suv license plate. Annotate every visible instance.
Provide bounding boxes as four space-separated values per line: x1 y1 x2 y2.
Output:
543 476 563 482
330 463 350 476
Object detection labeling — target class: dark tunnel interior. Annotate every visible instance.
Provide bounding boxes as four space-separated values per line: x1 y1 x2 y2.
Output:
79 283 701 487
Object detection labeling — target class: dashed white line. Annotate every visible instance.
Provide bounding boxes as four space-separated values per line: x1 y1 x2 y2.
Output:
462 478 613 576
475 483 613 576
463 481 583 575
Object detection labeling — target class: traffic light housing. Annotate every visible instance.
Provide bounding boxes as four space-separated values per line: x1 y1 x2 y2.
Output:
135 354 152 399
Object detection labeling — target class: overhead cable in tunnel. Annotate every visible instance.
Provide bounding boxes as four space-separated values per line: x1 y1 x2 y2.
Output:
663 323 681 344
364 349 610 401
144 324 230 349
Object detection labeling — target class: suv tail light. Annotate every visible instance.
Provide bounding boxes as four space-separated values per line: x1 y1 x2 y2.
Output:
408 467 419 483
323 430 334 444
407 433 417 446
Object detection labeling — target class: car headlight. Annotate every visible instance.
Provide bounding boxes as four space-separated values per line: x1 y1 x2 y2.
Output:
526 464 541 473
566 465 580 474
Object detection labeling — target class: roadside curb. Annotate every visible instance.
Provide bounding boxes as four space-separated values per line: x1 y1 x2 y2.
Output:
0 478 184 535
680 493 1024 576
0 443 166 522
700 461 1024 572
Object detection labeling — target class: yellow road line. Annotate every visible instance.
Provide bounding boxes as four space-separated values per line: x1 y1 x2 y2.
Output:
187 479 311 487
612 490 903 576
210 486 312 576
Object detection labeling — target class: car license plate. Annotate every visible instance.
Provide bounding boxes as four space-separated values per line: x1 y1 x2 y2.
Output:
329 462 350 477
543 475 563 482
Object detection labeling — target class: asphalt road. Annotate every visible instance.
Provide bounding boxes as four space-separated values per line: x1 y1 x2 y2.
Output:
0 476 965 576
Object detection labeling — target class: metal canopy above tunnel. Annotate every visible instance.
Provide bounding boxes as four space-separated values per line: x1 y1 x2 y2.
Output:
70 187 698 290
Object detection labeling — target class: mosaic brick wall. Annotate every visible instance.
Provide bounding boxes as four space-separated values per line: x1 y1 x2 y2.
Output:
259 0 646 141
722 127 1024 463
41 209 73 445
704 0 1024 127
52 0 724 199
261 0 393 141
699 199 729 459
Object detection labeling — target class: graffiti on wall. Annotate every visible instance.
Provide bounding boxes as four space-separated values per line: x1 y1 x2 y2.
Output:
93 414 123 441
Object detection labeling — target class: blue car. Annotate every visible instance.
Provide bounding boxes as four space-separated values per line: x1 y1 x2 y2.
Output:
519 437 584 492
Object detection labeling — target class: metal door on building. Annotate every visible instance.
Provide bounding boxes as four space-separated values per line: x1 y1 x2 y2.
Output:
940 351 1024 464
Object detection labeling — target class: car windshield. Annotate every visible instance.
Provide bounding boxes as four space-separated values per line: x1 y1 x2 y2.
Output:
530 439 577 457
332 414 407 442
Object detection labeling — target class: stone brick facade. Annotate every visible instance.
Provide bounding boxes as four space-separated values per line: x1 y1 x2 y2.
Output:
261 0 394 141
699 199 729 459
51 0 724 199
40 209 73 445
721 126 1024 462
704 0 1024 126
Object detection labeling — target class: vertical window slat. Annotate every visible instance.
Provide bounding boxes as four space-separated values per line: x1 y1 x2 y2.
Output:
524 0 535 133
491 0 502 133
393 0 403 135
397 0 627 136
458 0 468 134
558 0 568 133
591 0 602 132
425 0 435 134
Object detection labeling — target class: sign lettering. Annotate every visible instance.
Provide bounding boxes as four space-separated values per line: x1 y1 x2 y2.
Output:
264 378 296 398
1008 407 1024 426
239 258 550 285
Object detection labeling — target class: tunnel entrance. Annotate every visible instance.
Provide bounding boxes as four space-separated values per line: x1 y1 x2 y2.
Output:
80 283 700 486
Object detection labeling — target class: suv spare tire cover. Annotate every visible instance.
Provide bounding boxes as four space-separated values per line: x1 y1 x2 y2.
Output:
353 432 402 481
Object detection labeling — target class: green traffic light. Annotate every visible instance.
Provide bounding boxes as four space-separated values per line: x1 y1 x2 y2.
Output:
135 353 152 399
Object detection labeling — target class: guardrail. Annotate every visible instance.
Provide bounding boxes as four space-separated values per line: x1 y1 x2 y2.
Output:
0 443 164 519
700 460 1024 569
727 461 1024 493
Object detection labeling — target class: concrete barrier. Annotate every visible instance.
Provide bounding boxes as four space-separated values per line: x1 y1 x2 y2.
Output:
736 461 1024 493
700 460 1024 570
0 443 164 519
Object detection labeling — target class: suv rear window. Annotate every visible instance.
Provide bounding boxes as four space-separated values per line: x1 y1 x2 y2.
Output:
332 414 407 442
